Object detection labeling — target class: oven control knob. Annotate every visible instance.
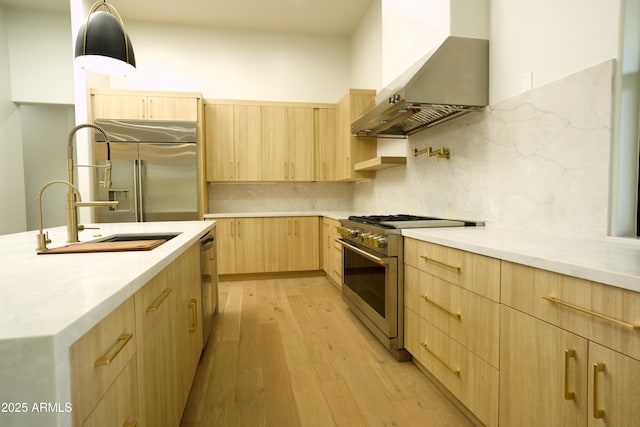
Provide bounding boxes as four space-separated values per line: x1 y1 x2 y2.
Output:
375 236 387 248
365 234 374 245
338 226 357 238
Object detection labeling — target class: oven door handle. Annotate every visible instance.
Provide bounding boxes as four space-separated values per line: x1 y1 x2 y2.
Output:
336 239 389 266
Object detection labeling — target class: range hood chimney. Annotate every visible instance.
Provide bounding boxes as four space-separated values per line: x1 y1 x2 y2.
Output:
351 36 489 138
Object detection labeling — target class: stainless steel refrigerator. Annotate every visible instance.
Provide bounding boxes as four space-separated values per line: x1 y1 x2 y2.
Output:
93 119 199 223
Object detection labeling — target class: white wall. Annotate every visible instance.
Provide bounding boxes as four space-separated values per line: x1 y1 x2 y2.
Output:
0 5 27 234
21 105 76 231
106 22 351 103
490 0 620 103
350 1 382 91
5 7 74 104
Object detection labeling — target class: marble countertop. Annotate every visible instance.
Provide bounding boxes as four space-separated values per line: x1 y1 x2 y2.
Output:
403 227 640 293
204 211 358 221
0 220 214 343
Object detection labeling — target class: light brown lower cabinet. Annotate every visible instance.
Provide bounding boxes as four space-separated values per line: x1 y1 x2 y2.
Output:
135 243 201 427
403 238 500 426
290 216 320 271
260 216 320 272
214 216 319 275
499 305 589 426
404 240 640 426
405 307 499 426
500 261 640 426
69 297 138 426
81 360 138 427
215 217 264 274
69 243 201 427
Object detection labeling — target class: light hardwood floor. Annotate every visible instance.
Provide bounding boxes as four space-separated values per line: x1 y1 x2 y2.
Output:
180 275 474 427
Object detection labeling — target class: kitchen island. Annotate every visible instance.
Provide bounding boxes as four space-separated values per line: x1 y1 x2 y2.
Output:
0 220 214 427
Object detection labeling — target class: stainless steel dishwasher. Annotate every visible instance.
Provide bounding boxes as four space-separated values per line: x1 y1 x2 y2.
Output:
199 227 218 347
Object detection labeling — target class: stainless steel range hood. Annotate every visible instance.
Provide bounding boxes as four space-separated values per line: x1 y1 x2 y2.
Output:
352 36 489 138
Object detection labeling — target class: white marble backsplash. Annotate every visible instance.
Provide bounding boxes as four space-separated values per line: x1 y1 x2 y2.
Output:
208 182 354 213
353 60 614 240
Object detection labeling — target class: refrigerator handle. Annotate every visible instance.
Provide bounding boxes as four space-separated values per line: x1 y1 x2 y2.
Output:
133 159 140 221
137 159 144 222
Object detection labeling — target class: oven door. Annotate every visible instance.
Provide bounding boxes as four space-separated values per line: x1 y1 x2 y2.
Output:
338 239 398 338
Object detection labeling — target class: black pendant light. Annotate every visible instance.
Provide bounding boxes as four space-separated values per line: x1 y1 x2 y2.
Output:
74 1 136 75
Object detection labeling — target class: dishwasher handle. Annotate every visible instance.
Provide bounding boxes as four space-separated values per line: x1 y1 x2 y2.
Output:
200 233 215 250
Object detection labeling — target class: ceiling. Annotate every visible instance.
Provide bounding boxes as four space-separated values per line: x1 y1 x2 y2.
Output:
0 0 374 36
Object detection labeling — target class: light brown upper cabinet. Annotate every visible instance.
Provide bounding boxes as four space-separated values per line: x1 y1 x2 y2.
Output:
335 89 377 181
315 108 337 181
205 103 262 182
233 105 262 181
205 100 334 182
286 107 315 181
261 106 288 181
261 106 315 181
92 90 199 121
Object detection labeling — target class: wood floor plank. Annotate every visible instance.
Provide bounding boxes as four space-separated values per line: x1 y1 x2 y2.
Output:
181 276 474 427
258 322 302 426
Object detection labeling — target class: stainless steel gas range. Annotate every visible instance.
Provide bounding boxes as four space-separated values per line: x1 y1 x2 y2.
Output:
336 214 483 361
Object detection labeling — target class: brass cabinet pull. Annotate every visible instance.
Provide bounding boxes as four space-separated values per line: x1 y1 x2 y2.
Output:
189 299 198 332
229 161 233 180
95 333 133 366
543 295 640 330
420 294 461 320
420 342 460 375
593 362 606 419
122 421 137 427
419 255 461 272
146 288 173 312
564 349 576 400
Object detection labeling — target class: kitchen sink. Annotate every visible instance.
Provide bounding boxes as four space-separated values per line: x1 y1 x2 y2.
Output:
38 232 183 255
94 232 182 243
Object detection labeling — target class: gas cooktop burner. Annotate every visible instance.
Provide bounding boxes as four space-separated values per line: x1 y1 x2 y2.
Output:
345 214 484 230
348 214 438 224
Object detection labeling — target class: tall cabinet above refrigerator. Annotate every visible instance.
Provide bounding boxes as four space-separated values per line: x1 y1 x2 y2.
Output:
93 119 199 222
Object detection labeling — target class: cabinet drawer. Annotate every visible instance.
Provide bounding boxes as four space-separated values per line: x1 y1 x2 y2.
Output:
70 297 136 426
405 265 499 368
404 238 500 301
501 261 640 360
81 358 139 427
405 308 498 427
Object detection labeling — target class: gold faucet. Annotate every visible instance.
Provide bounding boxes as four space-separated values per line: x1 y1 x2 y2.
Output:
36 180 81 251
66 123 118 243
35 179 119 251
412 146 451 159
